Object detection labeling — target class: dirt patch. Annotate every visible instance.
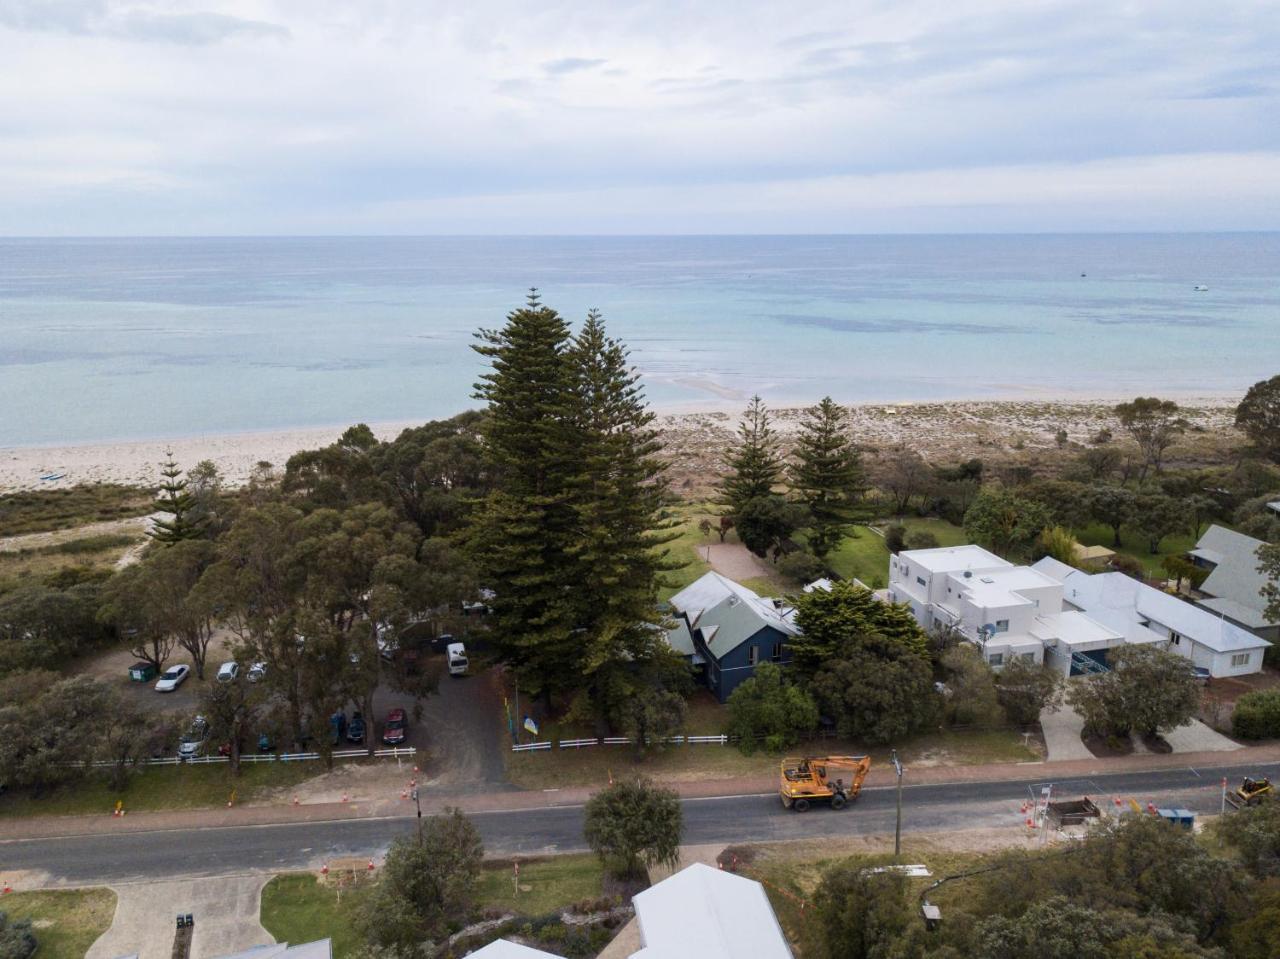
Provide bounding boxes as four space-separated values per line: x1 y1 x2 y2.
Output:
1082 731 1135 757
704 542 774 583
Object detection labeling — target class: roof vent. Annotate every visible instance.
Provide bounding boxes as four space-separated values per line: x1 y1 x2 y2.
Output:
963 570 973 579
980 577 994 584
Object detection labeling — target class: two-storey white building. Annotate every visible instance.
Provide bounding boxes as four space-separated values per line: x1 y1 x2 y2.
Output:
887 545 1127 675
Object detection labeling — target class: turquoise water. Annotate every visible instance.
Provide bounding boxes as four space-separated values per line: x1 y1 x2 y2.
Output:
1 234 1277 446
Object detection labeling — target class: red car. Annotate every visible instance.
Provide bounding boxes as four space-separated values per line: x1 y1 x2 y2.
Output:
381 708 408 745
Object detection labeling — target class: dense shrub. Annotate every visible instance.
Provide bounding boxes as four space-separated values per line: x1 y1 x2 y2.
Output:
903 529 938 551
1232 690 1280 740
883 524 906 554
777 550 824 585
726 662 819 753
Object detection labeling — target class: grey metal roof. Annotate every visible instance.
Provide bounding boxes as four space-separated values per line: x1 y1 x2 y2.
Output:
669 572 798 659
1194 526 1278 626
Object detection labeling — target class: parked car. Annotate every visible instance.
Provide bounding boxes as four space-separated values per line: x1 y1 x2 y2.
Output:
1192 666 1212 685
178 716 209 760
257 732 275 753
216 661 240 683
447 642 469 677
155 664 190 692
381 708 408 745
347 711 366 744
247 662 268 683
330 711 347 745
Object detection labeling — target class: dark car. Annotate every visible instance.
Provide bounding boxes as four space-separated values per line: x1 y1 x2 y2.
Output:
347 711 366 744
381 707 408 745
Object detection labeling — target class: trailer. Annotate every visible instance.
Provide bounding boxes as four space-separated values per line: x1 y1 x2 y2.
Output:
1046 796 1101 826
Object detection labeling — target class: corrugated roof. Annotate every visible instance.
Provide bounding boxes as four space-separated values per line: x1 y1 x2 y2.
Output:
632 863 793 959
1194 526 1278 626
668 572 797 659
469 941 563 958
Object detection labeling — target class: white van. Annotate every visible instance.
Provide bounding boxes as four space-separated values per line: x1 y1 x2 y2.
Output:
446 642 469 677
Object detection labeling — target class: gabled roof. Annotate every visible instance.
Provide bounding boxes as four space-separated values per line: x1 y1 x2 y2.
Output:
1040 563 1270 654
214 942 332 959
469 941 563 958
668 572 797 659
631 863 793 959
666 618 696 656
1193 526 1278 626
1031 556 1077 582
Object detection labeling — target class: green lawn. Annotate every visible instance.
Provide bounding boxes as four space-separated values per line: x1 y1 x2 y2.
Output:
658 504 715 600
0 888 117 959
824 519 967 588
0 761 321 819
477 854 606 916
1075 522 1199 579
260 874 368 959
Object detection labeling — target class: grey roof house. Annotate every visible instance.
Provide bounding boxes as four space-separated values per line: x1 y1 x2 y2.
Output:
1190 525 1280 642
666 572 798 702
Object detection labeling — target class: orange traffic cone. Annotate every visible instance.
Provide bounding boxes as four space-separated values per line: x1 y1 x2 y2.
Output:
367 859 375 872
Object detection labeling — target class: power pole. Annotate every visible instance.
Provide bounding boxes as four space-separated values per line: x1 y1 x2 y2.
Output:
891 749 905 860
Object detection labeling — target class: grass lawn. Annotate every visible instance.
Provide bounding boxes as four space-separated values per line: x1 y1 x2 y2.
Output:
1075 522 1198 579
260 874 368 959
0 534 139 584
824 519 967 588
0 888 117 959
506 722 1039 791
477 854 606 916
658 503 715 601
0 761 320 819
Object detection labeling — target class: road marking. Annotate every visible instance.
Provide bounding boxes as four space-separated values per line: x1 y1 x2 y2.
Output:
1188 768 1201 778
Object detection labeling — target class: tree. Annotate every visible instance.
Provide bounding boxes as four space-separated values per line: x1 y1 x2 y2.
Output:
1088 486 1137 548
583 778 682 879
0 675 111 793
1036 525 1079 565
1258 542 1280 627
734 494 804 560
996 656 1063 725
1215 800 1280 876
0 911 37 959
962 488 1051 556
186 460 227 536
812 640 938 744
812 863 922 959
1162 554 1207 592
1235 374 1280 464
873 449 931 516
1068 645 1200 738
616 685 688 755
789 397 866 558
148 451 207 543
1077 445 1122 482
791 581 929 674
97 563 177 674
1231 689 1280 740
98 689 172 790
201 678 265 775
1129 494 1185 554
357 809 484 950
717 395 783 516
1231 879 1280 959
725 662 819 753
0 582 107 675
1113 397 1188 479
883 524 906 555
939 645 1004 726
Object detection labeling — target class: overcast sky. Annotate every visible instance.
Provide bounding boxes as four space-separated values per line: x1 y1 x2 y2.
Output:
2 0 1279 234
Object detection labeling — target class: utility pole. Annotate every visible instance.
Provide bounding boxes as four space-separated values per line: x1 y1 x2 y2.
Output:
411 788 422 845
891 749 905 860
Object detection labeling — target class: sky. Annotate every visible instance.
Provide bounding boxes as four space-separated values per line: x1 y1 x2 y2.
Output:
1 0 1279 234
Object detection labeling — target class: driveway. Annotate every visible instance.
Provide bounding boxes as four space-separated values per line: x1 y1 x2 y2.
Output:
87 875 272 959
703 542 774 584
1039 704 1093 762
1154 719 1242 754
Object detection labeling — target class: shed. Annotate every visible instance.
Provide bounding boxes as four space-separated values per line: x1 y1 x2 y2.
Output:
1072 544 1115 569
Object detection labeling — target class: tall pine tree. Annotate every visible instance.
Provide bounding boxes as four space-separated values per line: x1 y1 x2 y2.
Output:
718 395 783 517
149 451 206 544
471 290 581 697
789 397 866 558
565 311 684 725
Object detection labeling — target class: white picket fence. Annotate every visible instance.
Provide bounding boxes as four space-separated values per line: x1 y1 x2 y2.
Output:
84 746 416 769
512 734 728 752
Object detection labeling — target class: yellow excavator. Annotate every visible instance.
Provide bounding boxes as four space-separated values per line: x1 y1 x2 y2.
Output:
1226 776 1273 809
780 755 871 811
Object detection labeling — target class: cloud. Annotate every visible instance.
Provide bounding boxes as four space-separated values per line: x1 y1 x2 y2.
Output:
542 56 606 75
0 0 288 45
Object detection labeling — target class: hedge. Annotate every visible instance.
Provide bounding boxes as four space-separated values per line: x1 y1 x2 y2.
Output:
1232 690 1280 740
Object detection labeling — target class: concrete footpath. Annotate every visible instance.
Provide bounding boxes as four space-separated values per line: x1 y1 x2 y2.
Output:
3 741 1278 844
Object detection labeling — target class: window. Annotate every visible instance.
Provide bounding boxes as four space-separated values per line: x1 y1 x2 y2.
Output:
995 620 1009 633
916 576 927 587
748 646 759 666
1169 632 1181 646
771 642 783 662
988 653 1004 666
1231 653 1251 667
1020 653 1036 663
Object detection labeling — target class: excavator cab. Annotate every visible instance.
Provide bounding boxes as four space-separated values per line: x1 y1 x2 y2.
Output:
1226 776 1273 809
780 755 871 811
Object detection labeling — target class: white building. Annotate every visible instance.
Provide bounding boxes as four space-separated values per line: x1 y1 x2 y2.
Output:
1033 558 1271 679
887 545 1124 675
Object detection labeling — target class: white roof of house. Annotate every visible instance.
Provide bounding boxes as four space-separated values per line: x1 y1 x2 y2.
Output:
1049 566 1270 654
469 941 563 959
1029 556 1076 583
631 863 793 959
214 942 332 959
898 544 1011 575
1193 525 1278 626
1029 611 1123 648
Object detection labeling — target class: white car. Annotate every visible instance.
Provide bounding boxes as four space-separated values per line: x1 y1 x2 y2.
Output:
154 664 190 692
247 662 268 683
447 642 469 677
216 661 240 683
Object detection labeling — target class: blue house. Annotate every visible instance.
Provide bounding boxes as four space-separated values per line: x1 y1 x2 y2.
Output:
666 572 798 702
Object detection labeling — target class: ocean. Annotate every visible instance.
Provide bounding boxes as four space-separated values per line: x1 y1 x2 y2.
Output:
1 234 1277 447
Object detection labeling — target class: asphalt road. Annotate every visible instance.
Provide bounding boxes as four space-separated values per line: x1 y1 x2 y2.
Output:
4 760 1276 886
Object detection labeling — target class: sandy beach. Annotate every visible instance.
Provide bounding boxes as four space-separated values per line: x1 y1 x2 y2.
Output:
0 396 1241 494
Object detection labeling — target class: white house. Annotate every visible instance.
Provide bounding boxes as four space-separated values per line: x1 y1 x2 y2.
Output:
1032 558 1271 678
888 545 1125 676
1189 525 1280 642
